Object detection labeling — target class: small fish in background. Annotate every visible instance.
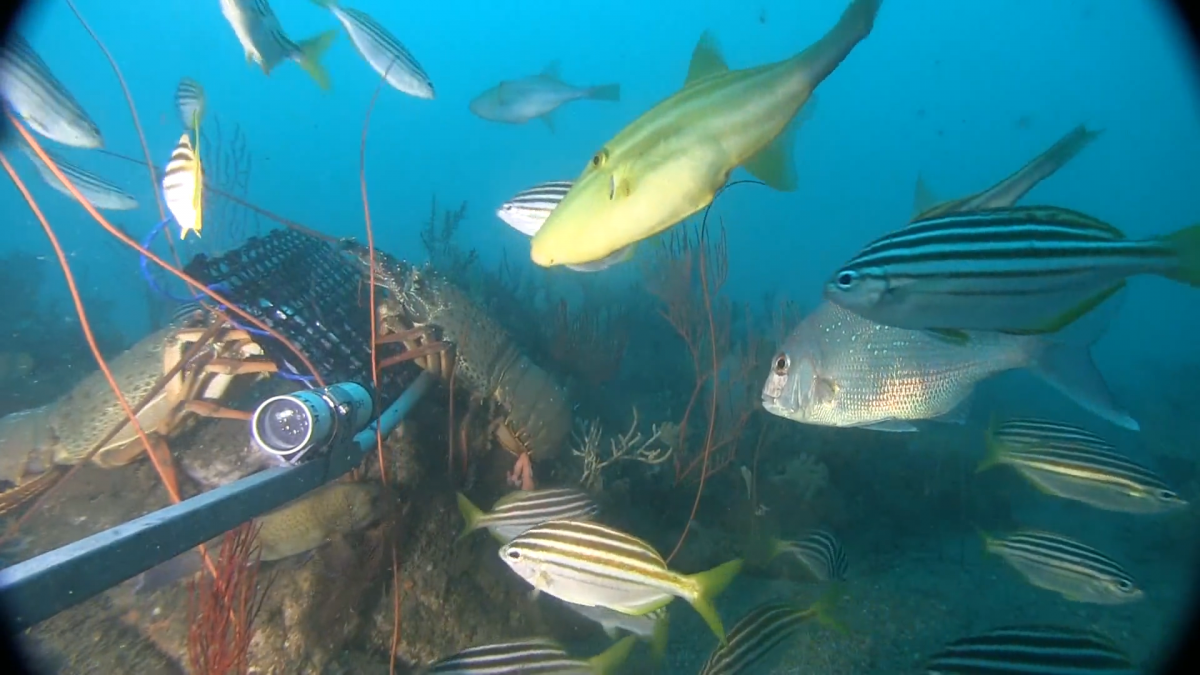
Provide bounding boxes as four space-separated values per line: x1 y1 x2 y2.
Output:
219 0 337 90
255 481 380 561
0 34 103 148
17 140 138 210
824 206 1200 336
174 77 206 137
455 488 599 544
308 0 434 99
496 180 636 272
925 624 1139 674
980 529 1143 605
769 530 848 582
162 132 204 239
469 62 620 131
557 602 670 667
698 593 845 675
911 124 1104 221
760 301 1137 433
979 417 1186 514
499 519 743 643
425 635 636 674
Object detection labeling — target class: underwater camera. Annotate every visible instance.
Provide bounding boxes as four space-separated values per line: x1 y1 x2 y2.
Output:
250 382 375 464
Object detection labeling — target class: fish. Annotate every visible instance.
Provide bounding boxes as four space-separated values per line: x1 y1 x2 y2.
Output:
699 593 843 675
824 206 1200 336
558 603 670 666
497 180 636 272
499 519 743 643
770 530 847 582
978 417 1185 514
218 0 337 90
760 301 1137 433
469 61 620 130
455 488 599 544
426 635 636 674
174 77 206 134
0 34 103 148
529 0 881 267
912 124 1103 220
255 481 381 561
925 624 1139 674
17 142 137 210
162 132 204 239
309 0 434 99
980 529 1143 605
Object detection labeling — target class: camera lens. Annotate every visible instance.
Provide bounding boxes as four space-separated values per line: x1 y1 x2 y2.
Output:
253 396 313 456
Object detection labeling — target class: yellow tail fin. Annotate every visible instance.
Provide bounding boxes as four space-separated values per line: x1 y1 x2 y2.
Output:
686 558 743 644
296 30 338 91
1165 223 1200 287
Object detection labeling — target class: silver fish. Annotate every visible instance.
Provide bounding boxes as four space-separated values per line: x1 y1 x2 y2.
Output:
219 0 337 90
761 301 1137 432
925 624 1138 675
455 488 599 544
825 206 1200 335
499 519 742 643
982 529 1143 605
980 418 1185 514
174 77 206 131
558 602 669 665
310 0 434 99
470 62 619 130
497 180 636 271
427 635 636 674
18 143 137 210
0 35 102 148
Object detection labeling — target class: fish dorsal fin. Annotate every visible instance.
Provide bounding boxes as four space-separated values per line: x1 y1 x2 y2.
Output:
540 60 562 81
911 174 939 219
684 31 728 88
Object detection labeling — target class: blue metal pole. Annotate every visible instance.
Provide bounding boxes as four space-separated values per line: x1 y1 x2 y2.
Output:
0 371 434 632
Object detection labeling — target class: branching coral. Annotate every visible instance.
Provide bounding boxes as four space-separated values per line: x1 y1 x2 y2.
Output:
571 407 676 491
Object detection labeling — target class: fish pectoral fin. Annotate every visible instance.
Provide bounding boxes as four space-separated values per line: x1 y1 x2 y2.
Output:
684 31 729 87
608 170 633 200
859 420 919 432
925 328 970 345
911 174 939 219
540 60 562 81
540 110 556 133
741 113 800 191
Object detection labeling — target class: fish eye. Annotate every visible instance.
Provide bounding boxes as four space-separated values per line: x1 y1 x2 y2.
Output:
834 270 859 289
591 149 608 168
1115 579 1134 593
772 353 789 375
505 549 521 560
1159 489 1179 501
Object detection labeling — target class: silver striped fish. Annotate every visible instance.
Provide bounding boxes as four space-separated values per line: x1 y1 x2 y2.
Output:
18 143 136 211
174 77 206 132
455 488 599 544
427 635 635 674
499 519 743 643
925 624 1138 674
0 35 102 148
982 529 1142 605
700 595 841 675
497 180 636 272
161 133 204 239
980 418 1185 514
776 530 847 582
219 0 337 90
310 0 434 99
825 206 1200 335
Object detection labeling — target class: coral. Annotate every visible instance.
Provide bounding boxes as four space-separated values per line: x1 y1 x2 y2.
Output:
571 407 675 491
768 452 830 503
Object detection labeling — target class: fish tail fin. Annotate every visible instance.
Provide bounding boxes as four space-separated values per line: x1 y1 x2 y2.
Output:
587 635 637 675
648 610 670 668
1027 339 1138 432
586 83 621 101
1163 223 1200 286
454 492 484 542
976 413 1004 474
807 583 850 634
685 558 743 644
296 30 338 91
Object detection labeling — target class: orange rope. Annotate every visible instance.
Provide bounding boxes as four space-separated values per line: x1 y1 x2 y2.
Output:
360 64 394 483
0 151 183 506
6 113 327 389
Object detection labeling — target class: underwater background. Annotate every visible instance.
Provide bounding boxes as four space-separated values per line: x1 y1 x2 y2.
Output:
0 0 1199 673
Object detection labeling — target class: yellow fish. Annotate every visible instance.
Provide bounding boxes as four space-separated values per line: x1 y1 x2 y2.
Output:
530 0 882 267
162 132 204 239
